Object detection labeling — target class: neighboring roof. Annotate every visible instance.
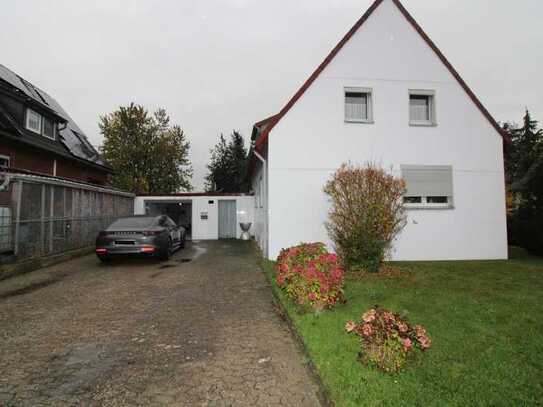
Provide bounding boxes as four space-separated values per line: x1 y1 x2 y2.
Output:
253 0 509 153
0 64 111 170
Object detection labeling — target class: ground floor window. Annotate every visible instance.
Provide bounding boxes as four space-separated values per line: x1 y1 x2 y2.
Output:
401 165 453 209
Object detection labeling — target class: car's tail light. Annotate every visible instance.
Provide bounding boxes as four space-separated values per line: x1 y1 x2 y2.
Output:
140 246 155 253
96 248 107 254
143 230 161 236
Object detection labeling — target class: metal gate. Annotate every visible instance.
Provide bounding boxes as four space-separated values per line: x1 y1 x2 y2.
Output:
0 172 134 260
218 200 237 239
0 206 11 253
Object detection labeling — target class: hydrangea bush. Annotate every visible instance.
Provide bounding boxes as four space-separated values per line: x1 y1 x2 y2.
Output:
345 306 432 372
276 243 345 311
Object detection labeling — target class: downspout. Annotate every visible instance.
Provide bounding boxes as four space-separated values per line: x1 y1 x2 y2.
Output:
0 172 10 192
253 149 268 259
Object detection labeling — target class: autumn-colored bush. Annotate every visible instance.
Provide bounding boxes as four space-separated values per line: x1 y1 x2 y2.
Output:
324 163 407 273
345 307 432 373
276 243 345 311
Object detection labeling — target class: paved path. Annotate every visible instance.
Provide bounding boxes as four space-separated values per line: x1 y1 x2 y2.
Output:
0 241 322 406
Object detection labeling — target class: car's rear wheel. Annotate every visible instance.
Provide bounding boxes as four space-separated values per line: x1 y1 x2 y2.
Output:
160 239 172 261
180 236 186 249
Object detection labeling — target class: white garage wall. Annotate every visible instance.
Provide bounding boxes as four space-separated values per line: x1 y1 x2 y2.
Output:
265 0 507 260
134 195 255 240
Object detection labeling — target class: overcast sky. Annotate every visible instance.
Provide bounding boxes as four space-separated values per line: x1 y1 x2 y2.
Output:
1 0 541 189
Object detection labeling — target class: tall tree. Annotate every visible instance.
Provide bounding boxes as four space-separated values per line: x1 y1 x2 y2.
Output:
205 131 248 192
100 103 193 194
503 109 543 254
505 110 543 185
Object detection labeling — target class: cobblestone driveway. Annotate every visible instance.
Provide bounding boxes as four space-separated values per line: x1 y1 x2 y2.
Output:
0 241 322 406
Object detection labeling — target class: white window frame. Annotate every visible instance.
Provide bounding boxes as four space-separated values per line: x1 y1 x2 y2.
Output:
403 196 452 209
42 116 56 140
409 89 436 126
401 164 453 210
25 108 42 134
344 87 374 124
0 154 10 168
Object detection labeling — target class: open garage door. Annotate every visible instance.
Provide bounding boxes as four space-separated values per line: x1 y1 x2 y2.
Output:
218 200 236 239
145 200 192 240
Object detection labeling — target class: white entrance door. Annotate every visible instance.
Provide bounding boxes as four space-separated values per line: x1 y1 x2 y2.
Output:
218 200 237 239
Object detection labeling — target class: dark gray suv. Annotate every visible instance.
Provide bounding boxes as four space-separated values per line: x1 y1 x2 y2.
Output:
95 215 186 262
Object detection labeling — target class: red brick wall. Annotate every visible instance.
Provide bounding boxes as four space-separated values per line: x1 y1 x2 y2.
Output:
0 140 109 185
0 141 54 175
56 158 109 185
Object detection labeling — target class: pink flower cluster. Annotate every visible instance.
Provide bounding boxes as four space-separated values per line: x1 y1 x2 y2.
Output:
276 243 345 311
345 306 432 371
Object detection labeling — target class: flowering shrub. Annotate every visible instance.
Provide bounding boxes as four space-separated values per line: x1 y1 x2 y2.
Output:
345 307 432 372
323 163 407 273
276 243 345 311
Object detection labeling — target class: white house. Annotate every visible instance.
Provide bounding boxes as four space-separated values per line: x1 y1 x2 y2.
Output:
248 0 509 261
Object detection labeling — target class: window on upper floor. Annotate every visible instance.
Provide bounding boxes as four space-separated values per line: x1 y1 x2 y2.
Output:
25 108 56 140
42 117 55 139
401 165 453 209
0 155 9 169
26 108 42 134
409 90 436 126
345 87 373 123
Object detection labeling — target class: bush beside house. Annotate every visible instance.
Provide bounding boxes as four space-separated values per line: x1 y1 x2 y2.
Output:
323 163 406 273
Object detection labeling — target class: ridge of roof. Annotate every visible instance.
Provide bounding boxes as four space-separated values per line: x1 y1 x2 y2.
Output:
253 0 509 152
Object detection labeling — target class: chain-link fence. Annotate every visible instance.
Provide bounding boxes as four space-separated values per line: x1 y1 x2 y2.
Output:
0 172 134 260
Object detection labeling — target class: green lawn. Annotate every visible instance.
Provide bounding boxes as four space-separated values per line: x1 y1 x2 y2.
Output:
263 249 543 406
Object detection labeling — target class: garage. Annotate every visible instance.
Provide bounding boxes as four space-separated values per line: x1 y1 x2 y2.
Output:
133 193 254 241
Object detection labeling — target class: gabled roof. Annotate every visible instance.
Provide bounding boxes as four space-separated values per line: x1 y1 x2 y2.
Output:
251 114 279 142
0 64 111 170
253 0 509 153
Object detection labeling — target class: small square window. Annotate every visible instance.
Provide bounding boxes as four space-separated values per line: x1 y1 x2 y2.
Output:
0 155 9 168
26 108 42 134
208 200 214 205
43 117 55 139
345 87 373 123
409 90 436 126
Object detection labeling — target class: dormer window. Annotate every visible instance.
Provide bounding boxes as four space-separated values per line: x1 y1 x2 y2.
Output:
25 108 55 140
26 108 42 134
43 117 55 139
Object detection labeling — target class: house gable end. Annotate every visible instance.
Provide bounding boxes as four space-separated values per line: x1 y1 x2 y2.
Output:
254 0 508 153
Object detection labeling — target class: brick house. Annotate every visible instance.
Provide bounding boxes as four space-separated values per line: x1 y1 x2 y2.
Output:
0 64 112 185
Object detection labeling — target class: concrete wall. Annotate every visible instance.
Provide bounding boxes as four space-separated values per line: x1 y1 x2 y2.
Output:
265 0 507 260
134 195 255 240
